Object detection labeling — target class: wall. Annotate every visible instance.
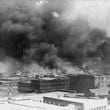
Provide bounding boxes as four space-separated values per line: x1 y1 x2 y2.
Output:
0 80 18 97
56 77 70 90
18 82 33 93
68 74 95 92
31 77 70 93
94 75 106 88
43 96 83 110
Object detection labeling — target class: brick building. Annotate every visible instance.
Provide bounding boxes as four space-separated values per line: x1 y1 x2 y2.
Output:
31 78 56 93
31 76 70 93
18 81 34 93
56 76 70 91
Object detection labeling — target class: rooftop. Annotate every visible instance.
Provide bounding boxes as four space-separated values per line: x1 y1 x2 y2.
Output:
0 79 18 82
41 91 107 105
0 91 108 110
32 77 56 81
40 77 56 80
0 100 75 110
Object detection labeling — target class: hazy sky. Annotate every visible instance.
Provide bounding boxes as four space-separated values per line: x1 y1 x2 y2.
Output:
65 0 110 35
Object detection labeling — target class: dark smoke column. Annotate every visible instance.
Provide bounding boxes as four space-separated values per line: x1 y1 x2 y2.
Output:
0 0 109 76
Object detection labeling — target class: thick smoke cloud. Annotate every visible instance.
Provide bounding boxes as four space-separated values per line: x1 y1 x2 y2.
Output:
0 0 110 76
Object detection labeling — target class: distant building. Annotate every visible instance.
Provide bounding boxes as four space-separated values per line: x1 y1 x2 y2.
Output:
67 74 95 92
18 81 34 93
31 77 57 93
0 79 18 97
56 76 70 91
31 76 70 93
94 74 106 88
103 75 110 87
67 74 107 93
7 75 34 93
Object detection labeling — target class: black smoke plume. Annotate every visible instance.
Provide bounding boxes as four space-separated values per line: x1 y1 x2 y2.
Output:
0 0 110 76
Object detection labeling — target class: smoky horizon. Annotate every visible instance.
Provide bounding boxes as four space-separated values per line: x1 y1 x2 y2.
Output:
0 0 110 77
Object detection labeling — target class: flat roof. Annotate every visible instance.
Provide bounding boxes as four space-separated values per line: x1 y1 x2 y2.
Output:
0 92 107 110
0 100 75 110
41 77 56 80
58 96 106 104
41 92 107 105
0 102 43 110
0 79 18 82
13 100 72 109
32 77 56 81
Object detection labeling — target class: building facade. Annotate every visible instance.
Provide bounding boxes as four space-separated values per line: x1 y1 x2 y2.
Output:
18 81 34 93
0 79 18 97
94 74 106 88
31 76 70 93
68 74 95 92
31 78 57 93
56 77 70 91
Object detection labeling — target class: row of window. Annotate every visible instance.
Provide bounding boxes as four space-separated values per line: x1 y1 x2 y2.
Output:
0 87 18 91
44 100 61 106
1 88 18 92
2 83 18 87
89 106 106 110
